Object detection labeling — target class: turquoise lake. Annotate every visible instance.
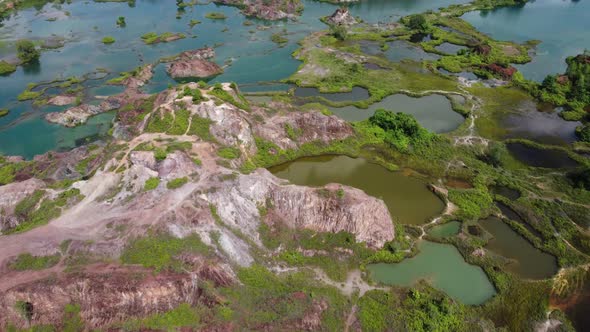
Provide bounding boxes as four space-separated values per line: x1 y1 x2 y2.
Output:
0 0 471 158
462 0 590 82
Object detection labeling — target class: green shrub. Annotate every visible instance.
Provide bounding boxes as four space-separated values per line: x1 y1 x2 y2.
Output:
16 39 40 63
144 177 160 191
116 16 126 27
154 148 167 161
167 177 188 189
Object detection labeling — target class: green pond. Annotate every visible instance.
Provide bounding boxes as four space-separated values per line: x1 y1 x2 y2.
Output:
480 216 557 280
462 0 590 82
0 0 470 158
428 221 462 239
368 241 496 305
327 93 464 133
269 155 445 225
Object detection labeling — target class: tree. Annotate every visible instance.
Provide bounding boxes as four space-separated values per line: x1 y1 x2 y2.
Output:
330 25 347 41
116 16 126 27
407 14 428 31
16 39 40 64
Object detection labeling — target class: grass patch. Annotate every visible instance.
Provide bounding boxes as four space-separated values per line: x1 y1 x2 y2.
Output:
217 147 240 159
167 177 188 189
10 253 61 271
143 177 160 191
120 233 210 272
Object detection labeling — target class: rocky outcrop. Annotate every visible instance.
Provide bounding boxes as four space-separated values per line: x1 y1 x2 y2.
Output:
0 263 234 329
167 48 223 79
255 111 354 150
325 7 357 26
214 0 302 20
0 179 45 232
207 169 394 248
47 95 76 106
45 100 120 127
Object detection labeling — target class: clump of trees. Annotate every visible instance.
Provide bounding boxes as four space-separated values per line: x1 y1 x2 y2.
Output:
368 109 434 151
116 16 126 27
536 51 590 120
16 39 40 64
330 25 347 41
406 14 429 32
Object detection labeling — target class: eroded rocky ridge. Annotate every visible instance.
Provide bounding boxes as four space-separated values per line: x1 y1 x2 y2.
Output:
0 82 394 329
214 0 303 20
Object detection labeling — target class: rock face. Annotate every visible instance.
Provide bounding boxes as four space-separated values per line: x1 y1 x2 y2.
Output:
0 263 234 329
255 111 355 150
167 47 223 79
208 169 394 248
325 7 357 26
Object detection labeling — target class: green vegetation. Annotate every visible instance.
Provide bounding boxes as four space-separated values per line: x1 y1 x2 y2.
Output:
167 109 190 135
270 32 288 47
16 39 40 64
0 108 9 117
120 303 200 330
205 12 227 19
533 52 590 120
358 288 467 331
141 32 186 45
8 188 84 234
121 233 210 272
179 86 206 103
217 147 240 159
17 89 42 101
576 125 590 142
167 177 188 189
116 16 126 27
187 115 215 141
406 14 429 31
0 60 16 75
143 177 160 191
145 109 174 133
224 264 349 330
101 36 116 44
209 83 250 111
368 109 435 152
10 253 61 271
189 19 201 27
330 25 347 41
